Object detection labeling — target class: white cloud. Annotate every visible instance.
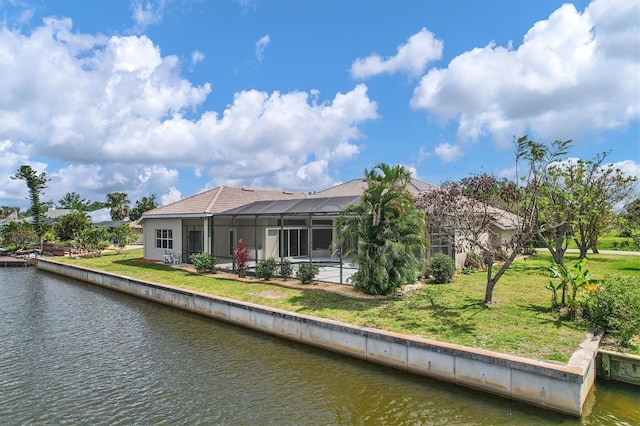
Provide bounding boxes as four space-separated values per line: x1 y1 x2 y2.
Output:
161 187 182 206
255 34 271 62
351 28 443 79
131 0 166 32
411 0 640 147
191 50 205 65
434 142 463 163
0 18 378 205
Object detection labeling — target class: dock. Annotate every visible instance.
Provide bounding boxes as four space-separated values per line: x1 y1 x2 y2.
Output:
0 256 37 267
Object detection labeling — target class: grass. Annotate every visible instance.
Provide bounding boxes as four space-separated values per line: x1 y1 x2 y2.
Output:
54 248 640 361
564 228 638 251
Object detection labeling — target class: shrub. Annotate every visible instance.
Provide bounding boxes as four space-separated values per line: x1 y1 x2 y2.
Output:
581 274 640 346
429 253 455 284
296 263 319 284
619 228 632 238
496 249 510 261
256 257 278 280
233 239 250 275
461 266 475 275
522 242 537 256
464 252 482 269
279 258 293 280
190 253 216 274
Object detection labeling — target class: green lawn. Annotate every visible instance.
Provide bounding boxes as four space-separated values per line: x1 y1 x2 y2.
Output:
54 248 640 362
564 228 638 251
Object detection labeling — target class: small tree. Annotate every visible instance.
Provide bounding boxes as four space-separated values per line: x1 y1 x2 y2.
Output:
542 152 637 259
416 136 572 304
55 211 91 242
111 223 139 253
547 258 596 315
234 238 250 277
79 226 110 256
1 220 38 249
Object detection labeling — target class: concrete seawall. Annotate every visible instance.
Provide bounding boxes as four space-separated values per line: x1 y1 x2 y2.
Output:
38 259 598 416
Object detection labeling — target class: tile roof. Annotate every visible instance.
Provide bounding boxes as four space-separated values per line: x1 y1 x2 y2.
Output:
310 178 436 197
140 186 307 219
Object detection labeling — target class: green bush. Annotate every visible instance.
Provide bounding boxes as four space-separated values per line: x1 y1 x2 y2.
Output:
190 253 216 274
429 253 455 284
464 252 481 269
256 258 278 280
279 258 293 280
296 263 319 284
461 266 475 275
581 274 640 346
522 242 537 256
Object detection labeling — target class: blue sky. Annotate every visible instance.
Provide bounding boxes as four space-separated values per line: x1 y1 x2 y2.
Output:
1 0 638 210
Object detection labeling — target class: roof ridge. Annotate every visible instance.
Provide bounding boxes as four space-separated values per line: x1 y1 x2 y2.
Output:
205 186 224 213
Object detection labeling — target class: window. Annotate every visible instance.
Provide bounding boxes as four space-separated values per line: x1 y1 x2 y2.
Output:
156 229 173 249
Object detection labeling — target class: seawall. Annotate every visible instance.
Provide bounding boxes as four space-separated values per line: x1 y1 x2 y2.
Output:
37 258 598 416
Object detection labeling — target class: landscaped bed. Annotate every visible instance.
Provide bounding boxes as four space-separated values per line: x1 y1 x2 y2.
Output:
53 248 639 362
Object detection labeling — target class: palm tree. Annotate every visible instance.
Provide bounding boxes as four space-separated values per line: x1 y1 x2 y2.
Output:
336 163 428 295
106 192 131 221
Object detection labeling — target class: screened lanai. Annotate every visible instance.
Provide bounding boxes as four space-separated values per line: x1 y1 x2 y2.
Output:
208 195 361 270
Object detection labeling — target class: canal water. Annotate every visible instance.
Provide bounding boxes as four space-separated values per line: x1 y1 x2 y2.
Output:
1 268 637 425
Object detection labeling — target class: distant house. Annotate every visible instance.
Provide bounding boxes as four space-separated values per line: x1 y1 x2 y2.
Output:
139 179 519 269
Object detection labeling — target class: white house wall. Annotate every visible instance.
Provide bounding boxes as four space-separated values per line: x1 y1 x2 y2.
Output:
143 218 183 262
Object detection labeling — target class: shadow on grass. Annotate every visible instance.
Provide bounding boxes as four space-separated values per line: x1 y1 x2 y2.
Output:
112 258 189 274
521 303 584 331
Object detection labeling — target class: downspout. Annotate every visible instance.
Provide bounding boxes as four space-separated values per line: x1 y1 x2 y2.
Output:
232 216 235 272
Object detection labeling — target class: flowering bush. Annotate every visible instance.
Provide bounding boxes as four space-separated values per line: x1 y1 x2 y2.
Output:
234 238 250 276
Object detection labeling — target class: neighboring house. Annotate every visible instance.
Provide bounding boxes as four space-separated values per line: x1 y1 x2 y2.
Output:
139 179 519 269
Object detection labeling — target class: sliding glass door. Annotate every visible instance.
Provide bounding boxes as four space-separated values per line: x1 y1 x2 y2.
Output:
278 229 308 257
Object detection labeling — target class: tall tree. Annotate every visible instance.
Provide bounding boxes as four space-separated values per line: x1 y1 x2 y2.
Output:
58 192 91 211
11 165 49 241
106 192 131 220
336 163 428 295
128 195 158 221
542 152 637 259
416 136 571 304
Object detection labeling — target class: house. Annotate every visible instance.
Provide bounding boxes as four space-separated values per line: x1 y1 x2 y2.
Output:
138 186 306 263
139 179 519 269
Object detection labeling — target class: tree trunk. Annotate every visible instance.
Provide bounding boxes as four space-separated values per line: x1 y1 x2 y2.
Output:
484 262 495 304
484 278 496 304
578 244 589 259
